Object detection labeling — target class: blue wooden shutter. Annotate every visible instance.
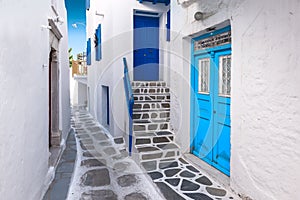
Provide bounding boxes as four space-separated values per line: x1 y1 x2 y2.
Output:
95 24 102 61
85 0 90 10
86 38 91 65
166 10 170 41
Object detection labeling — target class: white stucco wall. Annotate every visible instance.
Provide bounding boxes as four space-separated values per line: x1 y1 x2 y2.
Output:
78 82 88 106
86 0 169 137
56 2 71 141
0 1 69 199
72 76 88 107
170 0 300 199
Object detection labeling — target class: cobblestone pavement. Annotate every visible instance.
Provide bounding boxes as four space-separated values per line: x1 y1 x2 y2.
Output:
67 108 164 200
43 129 77 200
143 157 235 200
45 106 236 200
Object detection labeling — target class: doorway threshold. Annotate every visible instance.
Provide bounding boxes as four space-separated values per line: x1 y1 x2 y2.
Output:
183 153 230 190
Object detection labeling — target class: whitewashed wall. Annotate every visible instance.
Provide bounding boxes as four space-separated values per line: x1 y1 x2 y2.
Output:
0 0 69 199
78 82 88 106
56 0 71 142
72 76 88 107
170 0 300 199
86 0 169 137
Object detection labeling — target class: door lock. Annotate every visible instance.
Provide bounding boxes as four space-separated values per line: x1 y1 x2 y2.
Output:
213 110 216 114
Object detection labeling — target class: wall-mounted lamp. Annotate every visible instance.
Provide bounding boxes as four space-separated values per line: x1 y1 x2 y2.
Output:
41 25 52 30
53 16 64 24
194 11 204 21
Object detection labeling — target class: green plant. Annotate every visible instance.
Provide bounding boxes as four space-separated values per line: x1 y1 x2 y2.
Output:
68 48 73 68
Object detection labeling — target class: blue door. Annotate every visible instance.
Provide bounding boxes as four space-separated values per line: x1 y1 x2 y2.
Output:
134 15 159 81
191 27 231 176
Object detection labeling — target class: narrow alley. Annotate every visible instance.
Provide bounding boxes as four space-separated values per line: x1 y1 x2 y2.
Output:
1 0 300 200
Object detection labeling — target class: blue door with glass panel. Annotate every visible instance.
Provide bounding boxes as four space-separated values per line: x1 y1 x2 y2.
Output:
191 26 231 176
134 15 159 81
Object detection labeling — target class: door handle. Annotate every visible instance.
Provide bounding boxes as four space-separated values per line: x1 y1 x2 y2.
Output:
213 110 216 114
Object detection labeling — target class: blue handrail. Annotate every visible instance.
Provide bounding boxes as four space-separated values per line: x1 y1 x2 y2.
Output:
123 57 134 155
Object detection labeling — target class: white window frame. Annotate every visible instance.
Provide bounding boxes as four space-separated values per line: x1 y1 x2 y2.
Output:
198 58 210 94
219 55 231 97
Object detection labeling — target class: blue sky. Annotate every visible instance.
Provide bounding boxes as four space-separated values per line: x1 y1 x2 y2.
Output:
65 0 86 58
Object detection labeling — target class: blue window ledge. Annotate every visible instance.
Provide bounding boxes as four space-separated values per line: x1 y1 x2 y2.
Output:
138 0 170 6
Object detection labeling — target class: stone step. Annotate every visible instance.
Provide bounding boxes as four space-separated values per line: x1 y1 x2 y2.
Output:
133 121 169 132
133 131 175 146
132 110 170 121
132 86 169 91
133 101 170 105
134 137 175 147
133 119 170 124
136 142 179 153
139 146 180 161
132 81 167 88
133 109 170 114
133 102 170 111
133 94 170 102
132 143 181 172
135 130 174 137
133 87 170 94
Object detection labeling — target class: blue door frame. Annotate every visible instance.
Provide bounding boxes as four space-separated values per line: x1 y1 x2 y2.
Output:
134 15 159 81
190 26 231 176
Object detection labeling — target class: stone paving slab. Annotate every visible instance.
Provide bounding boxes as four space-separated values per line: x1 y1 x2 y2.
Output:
67 108 165 200
64 107 238 200
137 142 236 199
43 130 77 200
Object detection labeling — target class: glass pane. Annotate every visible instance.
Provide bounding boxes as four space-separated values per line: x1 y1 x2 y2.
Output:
219 55 231 96
198 58 210 94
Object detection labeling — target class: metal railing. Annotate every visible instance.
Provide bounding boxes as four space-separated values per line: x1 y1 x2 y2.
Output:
123 57 134 155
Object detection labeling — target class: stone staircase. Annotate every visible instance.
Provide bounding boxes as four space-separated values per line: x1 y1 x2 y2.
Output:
131 81 181 170
129 81 235 200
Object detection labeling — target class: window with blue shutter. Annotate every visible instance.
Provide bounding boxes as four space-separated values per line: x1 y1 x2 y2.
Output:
95 24 102 61
166 10 170 41
86 38 91 65
85 0 90 10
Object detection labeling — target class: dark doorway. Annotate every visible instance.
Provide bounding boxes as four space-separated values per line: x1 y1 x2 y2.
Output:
49 49 60 147
102 86 109 126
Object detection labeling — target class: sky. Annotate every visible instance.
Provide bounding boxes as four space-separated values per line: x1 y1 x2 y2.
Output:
65 0 86 58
